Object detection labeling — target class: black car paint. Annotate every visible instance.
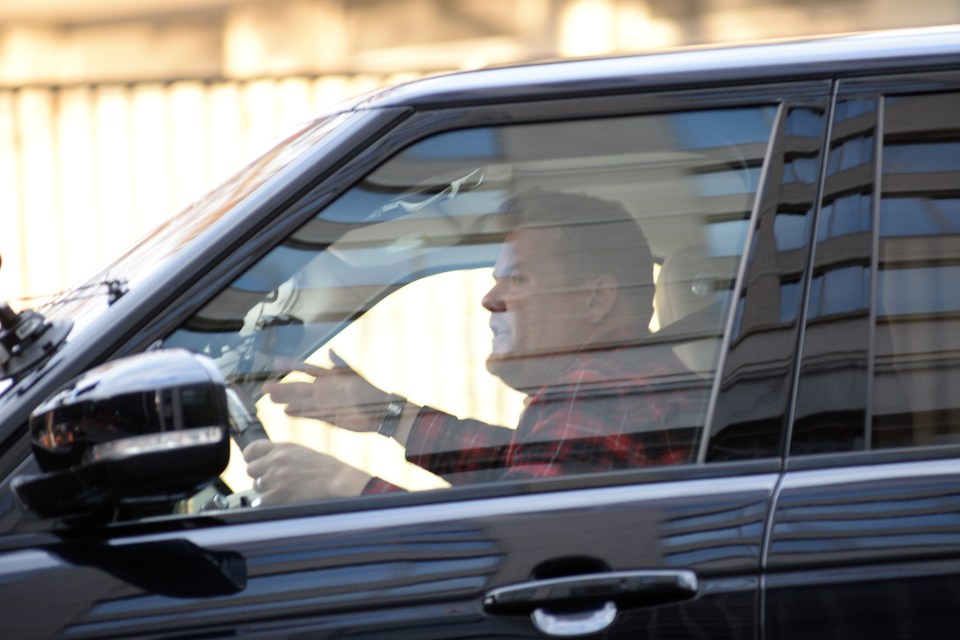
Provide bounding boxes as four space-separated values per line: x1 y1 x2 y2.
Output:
0 470 776 638
766 458 960 639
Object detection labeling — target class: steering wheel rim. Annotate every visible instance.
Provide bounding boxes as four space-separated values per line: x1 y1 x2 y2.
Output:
225 384 271 449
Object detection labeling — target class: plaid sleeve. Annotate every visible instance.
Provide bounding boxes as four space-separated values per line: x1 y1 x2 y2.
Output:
362 476 403 494
364 360 703 494
362 406 515 493
404 406 515 484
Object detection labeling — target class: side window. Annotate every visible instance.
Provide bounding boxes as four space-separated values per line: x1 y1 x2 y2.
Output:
792 90 960 454
874 92 960 448
165 105 778 508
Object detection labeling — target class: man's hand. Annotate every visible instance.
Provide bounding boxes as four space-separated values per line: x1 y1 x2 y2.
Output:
243 440 372 504
264 351 391 432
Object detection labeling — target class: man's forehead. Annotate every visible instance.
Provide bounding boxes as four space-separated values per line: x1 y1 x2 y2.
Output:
492 240 516 277
494 227 562 275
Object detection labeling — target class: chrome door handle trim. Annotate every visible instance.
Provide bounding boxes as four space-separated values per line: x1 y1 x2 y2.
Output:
531 600 618 637
483 569 699 615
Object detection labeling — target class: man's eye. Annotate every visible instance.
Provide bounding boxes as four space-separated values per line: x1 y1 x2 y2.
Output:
510 275 527 286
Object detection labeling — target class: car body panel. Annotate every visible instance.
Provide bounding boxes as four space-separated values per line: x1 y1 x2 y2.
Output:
766 460 960 639
0 473 776 638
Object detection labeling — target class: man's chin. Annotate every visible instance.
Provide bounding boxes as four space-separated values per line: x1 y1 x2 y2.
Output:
486 353 548 393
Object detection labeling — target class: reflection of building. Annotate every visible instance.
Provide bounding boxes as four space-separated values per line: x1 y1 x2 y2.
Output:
2 0 959 303
708 103 829 459
788 99 876 453
872 94 960 448
710 88 960 459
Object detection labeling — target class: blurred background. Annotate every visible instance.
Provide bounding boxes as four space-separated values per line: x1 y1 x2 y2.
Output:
1 0 958 306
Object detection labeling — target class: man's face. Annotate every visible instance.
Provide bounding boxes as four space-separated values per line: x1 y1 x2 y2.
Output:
482 227 594 391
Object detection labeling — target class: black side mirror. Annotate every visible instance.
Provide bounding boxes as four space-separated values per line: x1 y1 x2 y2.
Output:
14 349 231 520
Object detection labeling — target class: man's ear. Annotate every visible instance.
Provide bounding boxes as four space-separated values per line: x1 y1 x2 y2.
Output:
585 274 618 323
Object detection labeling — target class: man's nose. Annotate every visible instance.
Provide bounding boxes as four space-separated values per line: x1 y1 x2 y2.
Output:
482 282 506 312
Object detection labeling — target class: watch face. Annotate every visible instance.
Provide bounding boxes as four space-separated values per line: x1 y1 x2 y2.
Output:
377 399 405 437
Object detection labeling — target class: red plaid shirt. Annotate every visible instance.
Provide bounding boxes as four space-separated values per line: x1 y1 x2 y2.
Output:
365 341 705 493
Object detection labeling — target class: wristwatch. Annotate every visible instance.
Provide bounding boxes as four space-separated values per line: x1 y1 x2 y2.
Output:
376 395 406 438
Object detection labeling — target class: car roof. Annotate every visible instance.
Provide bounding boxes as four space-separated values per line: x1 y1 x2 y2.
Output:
355 25 960 110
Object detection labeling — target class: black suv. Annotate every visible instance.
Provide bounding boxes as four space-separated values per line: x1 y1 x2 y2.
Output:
1 25 959 639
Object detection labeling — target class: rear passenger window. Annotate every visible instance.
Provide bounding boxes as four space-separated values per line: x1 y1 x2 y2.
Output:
164 105 778 508
873 93 960 448
792 91 960 454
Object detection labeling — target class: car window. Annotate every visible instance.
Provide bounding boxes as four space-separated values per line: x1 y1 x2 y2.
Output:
873 92 960 449
164 105 778 509
792 91 960 454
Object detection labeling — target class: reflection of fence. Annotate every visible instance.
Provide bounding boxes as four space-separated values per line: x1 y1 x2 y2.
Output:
0 72 431 306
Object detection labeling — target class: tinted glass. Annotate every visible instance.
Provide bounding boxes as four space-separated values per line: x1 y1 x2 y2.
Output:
873 92 960 448
791 98 878 454
792 91 960 454
165 106 777 509
707 104 828 461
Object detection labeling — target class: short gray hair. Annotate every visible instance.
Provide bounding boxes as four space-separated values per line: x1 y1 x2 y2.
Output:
500 188 655 322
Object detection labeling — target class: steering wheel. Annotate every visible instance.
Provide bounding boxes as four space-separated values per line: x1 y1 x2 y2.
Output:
225 384 271 449
195 384 271 511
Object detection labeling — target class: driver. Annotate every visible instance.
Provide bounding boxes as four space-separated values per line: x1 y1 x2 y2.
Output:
243 189 700 503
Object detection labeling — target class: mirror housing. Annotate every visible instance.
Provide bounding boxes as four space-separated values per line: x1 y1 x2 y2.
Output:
14 349 231 520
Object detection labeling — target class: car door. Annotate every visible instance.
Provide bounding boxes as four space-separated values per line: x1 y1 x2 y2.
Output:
765 73 960 638
0 79 829 639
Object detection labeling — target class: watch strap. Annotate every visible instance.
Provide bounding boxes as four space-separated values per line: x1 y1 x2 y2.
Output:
376 395 406 438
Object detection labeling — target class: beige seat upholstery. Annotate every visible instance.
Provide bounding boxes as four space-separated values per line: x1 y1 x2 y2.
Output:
654 245 734 376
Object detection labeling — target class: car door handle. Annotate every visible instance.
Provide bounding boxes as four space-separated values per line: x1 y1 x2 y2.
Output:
483 569 698 637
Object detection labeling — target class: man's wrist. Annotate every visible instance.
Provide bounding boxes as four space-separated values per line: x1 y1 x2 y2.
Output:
376 398 419 448
331 465 375 497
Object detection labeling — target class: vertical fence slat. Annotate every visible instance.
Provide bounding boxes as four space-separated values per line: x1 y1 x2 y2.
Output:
0 91 24 304
311 75 352 111
277 76 314 127
206 82 244 181
17 89 60 300
57 86 100 286
240 79 281 157
130 83 173 237
168 81 209 208
92 85 136 267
